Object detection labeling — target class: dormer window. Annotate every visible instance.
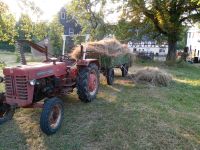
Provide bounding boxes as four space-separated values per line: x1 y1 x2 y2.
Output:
61 12 65 20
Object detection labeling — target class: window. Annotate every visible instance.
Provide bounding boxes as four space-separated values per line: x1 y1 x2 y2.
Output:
159 49 165 53
69 28 74 35
61 12 65 20
188 32 191 38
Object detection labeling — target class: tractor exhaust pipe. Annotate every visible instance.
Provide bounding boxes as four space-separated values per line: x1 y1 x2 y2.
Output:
82 34 90 60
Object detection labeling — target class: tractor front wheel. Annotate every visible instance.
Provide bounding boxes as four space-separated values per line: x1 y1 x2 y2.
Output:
40 97 64 135
0 103 15 125
77 63 99 103
106 68 114 85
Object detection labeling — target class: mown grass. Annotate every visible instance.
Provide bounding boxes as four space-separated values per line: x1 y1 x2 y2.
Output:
0 56 200 149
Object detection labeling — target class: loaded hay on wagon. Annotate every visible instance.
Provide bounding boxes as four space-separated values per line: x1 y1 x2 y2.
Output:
70 38 130 59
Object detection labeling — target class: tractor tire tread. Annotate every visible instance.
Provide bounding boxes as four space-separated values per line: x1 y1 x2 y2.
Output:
77 64 99 103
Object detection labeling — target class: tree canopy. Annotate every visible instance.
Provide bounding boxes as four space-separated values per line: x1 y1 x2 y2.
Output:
0 2 17 44
121 0 200 62
16 14 33 40
0 1 63 54
49 16 64 55
32 22 49 42
67 0 108 40
1 0 200 59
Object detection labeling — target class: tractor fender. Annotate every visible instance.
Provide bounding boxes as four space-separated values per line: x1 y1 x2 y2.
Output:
77 59 100 69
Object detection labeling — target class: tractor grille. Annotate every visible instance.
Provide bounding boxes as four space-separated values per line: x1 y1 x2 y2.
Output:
16 76 28 100
5 76 14 98
5 75 28 100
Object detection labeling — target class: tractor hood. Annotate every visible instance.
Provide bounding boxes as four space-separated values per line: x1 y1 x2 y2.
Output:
3 62 66 80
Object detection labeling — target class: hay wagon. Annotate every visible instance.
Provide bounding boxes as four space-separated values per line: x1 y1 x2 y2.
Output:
85 51 131 85
71 39 132 85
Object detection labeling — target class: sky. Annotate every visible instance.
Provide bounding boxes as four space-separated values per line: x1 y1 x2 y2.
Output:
2 0 70 21
2 0 121 23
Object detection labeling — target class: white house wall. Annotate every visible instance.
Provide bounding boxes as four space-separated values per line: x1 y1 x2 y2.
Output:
128 44 168 55
187 25 200 58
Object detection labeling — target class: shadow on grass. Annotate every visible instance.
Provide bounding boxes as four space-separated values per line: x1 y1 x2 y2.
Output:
49 79 200 149
1 77 200 149
0 119 28 149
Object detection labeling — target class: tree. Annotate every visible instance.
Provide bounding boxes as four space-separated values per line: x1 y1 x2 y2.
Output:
67 0 107 40
17 0 43 21
32 22 49 42
16 14 34 52
49 16 64 55
0 1 17 44
16 0 45 42
120 0 200 62
16 14 33 40
177 26 189 50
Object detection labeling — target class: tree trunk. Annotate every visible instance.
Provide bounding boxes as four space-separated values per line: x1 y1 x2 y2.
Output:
166 36 177 62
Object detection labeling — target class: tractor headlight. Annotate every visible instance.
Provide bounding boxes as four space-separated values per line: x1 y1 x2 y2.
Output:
29 79 36 86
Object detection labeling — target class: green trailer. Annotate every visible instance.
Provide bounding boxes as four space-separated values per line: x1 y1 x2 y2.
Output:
86 51 132 85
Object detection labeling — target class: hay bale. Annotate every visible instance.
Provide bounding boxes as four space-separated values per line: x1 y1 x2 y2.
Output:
132 67 172 86
70 38 130 59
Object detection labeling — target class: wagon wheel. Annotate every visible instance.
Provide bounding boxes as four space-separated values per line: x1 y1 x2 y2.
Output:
40 97 64 135
121 64 129 77
106 68 114 85
0 103 15 125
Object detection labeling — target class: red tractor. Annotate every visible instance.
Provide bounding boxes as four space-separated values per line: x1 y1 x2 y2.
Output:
0 40 100 135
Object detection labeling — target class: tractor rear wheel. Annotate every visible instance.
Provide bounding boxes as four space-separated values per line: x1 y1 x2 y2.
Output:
106 68 114 85
0 103 15 125
121 64 128 77
77 63 99 103
40 97 64 135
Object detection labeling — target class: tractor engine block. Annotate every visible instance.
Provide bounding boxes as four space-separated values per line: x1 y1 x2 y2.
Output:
33 77 58 102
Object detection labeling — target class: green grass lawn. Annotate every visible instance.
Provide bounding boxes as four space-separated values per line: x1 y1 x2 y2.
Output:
0 59 200 149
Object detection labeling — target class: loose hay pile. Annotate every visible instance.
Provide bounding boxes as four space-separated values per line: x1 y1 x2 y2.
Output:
70 38 130 59
132 67 172 86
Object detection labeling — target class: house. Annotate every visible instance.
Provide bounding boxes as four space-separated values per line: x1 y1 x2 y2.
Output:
186 25 200 59
128 40 168 56
59 7 81 36
59 7 81 51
